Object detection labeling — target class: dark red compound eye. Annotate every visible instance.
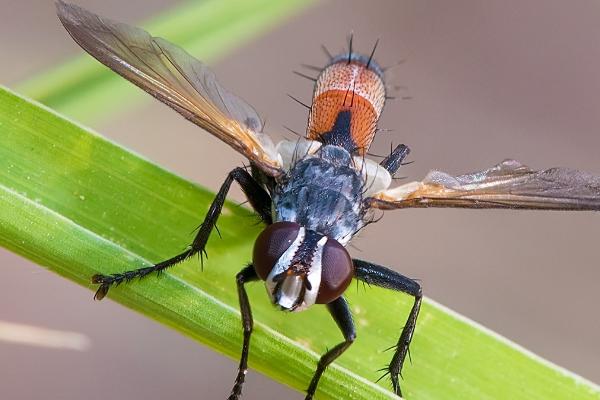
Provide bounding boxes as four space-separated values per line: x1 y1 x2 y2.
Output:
316 239 354 304
253 221 301 280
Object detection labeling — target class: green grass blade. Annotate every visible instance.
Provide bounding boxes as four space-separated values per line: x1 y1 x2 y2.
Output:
1 85 599 400
16 0 314 124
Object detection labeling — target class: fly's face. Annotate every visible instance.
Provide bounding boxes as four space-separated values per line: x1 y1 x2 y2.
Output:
252 222 354 312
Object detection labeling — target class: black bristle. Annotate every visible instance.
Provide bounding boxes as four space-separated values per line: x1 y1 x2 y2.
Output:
347 33 354 64
293 70 317 82
287 94 312 110
321 44 333 60
283 125 303 138
366 38 380 69
381 59 406 73
301 63 323 72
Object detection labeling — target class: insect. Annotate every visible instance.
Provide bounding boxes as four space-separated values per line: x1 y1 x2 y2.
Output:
57 1 600 399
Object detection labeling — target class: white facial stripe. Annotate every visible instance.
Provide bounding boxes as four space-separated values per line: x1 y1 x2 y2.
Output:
276 276 303 310
265 229 328 312
265 227 305 301
296 236 327 311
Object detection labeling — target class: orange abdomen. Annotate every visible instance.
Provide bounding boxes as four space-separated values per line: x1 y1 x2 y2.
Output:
307 56 386 155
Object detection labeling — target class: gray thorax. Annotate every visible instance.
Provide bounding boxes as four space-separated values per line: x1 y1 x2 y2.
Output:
272 145 365 246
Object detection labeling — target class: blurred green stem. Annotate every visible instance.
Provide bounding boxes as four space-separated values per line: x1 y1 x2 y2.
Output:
17 0 315 124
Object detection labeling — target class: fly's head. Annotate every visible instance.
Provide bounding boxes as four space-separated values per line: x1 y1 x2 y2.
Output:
253 221 354 312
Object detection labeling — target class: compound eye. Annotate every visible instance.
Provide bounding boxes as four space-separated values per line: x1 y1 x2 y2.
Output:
316 239 353 304
253 221 301 280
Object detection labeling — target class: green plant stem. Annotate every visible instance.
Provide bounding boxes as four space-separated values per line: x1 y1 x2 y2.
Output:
1 86 599 399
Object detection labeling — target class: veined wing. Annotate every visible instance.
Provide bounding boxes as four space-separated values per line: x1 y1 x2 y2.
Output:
56 1 283 176
368 159 600 210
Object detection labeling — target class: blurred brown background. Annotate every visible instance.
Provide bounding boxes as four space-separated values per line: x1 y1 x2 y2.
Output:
2 0 599 399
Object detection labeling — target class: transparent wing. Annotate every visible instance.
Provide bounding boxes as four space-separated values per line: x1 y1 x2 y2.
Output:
368 159 600 210
56 1 282 176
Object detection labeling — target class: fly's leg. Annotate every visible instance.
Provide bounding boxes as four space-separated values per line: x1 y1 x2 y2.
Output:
92 167 271 300
305 296 356 400
228 264 259 400
380 144 410 175
353 259 422 397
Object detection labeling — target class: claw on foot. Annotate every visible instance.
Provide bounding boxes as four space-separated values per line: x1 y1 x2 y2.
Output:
91 274 113 300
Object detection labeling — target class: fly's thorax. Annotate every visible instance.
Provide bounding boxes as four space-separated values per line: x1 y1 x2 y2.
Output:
276 139 392 196
271 142 393 244
253 222 354 312
273 146 365 245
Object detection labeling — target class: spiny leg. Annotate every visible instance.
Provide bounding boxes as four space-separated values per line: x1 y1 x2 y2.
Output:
92 167 271 300
380 144 410 175
353 259 422 397
228 264 259 400
305 296 356 400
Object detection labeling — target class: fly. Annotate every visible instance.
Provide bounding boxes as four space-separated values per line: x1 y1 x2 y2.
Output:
56 2 600 399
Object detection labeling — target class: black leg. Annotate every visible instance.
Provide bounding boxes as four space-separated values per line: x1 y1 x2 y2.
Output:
228 264 259 400
305 296 356 400
92 167 271 300
353 259 422 398
380 144 410 175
